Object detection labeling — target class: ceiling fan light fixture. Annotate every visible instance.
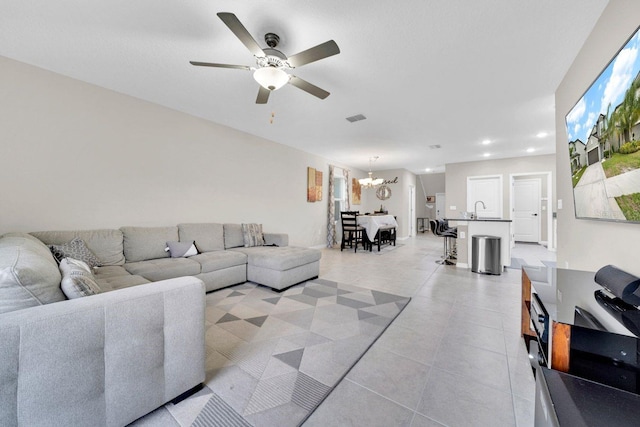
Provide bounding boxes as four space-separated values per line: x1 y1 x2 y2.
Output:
253 67 289 91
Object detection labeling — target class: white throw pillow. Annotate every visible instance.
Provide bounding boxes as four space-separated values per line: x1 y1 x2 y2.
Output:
59 257 101 299
165 241 199 258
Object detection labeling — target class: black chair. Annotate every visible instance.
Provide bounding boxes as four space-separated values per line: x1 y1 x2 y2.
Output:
340 211 365 252
368 225 396 252
431 219 457 264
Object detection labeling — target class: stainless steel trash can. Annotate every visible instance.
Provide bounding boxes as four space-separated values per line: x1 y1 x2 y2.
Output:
471 235 501 275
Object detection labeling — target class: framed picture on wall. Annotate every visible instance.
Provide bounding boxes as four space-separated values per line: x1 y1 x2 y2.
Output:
307 167 316 202
315 170 323 201
426 196 435 203
307 167 323 202
352 178 361 205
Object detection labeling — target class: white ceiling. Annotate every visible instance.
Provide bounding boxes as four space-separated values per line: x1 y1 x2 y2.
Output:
1 0 609 174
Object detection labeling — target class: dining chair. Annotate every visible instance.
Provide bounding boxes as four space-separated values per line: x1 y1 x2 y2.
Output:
369 225 396 251
340 211 365 252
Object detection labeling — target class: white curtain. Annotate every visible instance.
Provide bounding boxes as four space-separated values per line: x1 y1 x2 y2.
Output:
327 165 336 248
343 168 351 211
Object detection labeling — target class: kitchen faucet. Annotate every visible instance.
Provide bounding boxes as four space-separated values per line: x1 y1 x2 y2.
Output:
473 200 486 219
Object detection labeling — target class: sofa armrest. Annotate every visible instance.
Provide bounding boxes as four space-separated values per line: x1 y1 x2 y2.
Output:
264 233 289 247
0 276 206 427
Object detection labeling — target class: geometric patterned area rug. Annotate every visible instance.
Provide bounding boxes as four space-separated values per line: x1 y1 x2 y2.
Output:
131 278 410 427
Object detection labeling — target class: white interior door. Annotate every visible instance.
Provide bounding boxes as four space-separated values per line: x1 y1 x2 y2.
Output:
435 192 445 219
513 178 541 242
409 185 416 236
467 175 502 218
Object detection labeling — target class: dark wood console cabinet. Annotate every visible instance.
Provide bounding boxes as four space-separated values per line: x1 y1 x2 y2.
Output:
521 266 640 394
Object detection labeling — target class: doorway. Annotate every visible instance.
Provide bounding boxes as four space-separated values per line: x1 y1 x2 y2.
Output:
513 178 541 242
435 192 446 219
509 172 553 249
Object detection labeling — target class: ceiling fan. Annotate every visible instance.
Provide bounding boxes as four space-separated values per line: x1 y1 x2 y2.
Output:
190 12 340 104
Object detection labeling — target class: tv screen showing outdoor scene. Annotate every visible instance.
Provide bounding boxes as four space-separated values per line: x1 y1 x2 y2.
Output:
565 26 640 222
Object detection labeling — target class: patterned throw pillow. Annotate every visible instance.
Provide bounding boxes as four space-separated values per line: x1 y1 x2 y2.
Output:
165 241 199 258
241 223 265 247
49 237 101 268
59 258 101 299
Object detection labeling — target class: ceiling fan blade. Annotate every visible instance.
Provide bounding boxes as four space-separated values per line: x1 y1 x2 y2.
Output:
287 40 340 68
190 61 251 70
256 86 270 104
217 12 265 58
289 76 330 99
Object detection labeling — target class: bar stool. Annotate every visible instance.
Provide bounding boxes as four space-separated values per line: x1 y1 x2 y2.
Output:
431 219 457 265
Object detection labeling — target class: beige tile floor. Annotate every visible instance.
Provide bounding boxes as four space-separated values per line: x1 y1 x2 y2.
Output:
303 233 554 427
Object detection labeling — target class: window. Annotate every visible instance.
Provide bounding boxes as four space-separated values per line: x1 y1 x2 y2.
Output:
334 175 346 221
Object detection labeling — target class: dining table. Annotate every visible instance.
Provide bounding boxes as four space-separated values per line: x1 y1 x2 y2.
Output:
357 214 398 241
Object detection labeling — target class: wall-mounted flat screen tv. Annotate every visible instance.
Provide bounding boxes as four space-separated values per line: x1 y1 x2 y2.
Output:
565 26 640 222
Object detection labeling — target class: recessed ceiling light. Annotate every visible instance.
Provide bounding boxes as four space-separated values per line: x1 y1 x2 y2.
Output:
536 132 548 138
483 153 490 157
527 147 535 153
425 168 431 172
482 139 491 145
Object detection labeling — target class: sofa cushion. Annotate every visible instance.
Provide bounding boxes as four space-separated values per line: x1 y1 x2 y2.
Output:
190 251 247 273
0 233 66 314
242 223 265 247
231 246 322 271
166 241 198 258
59 258 101 299
49 238 102 268
223 224 245 249
31 229 125 266
178 223 225 252
123 258 201 282
263 233 289 247
94 266 150 291
121 226 178 262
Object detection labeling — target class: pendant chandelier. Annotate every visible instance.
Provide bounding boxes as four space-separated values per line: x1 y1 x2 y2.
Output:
359 156 384 189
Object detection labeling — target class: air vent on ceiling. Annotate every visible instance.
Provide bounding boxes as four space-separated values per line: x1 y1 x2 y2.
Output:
429 144 441 149
346 114 367 123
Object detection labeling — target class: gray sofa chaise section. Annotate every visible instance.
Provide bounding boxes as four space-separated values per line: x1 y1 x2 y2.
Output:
0 233 205 427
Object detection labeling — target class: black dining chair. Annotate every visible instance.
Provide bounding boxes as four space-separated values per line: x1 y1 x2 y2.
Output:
340 211 365 252
369 225 396 251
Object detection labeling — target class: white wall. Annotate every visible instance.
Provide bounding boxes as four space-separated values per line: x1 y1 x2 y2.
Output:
0 56 363 247
556 0 640 274
445 154 556 220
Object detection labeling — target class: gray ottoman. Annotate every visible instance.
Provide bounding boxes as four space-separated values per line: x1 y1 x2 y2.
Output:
231 246 321 291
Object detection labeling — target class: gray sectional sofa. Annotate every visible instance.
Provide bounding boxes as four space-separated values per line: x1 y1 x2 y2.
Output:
30 223 321 293
0 222 321 426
